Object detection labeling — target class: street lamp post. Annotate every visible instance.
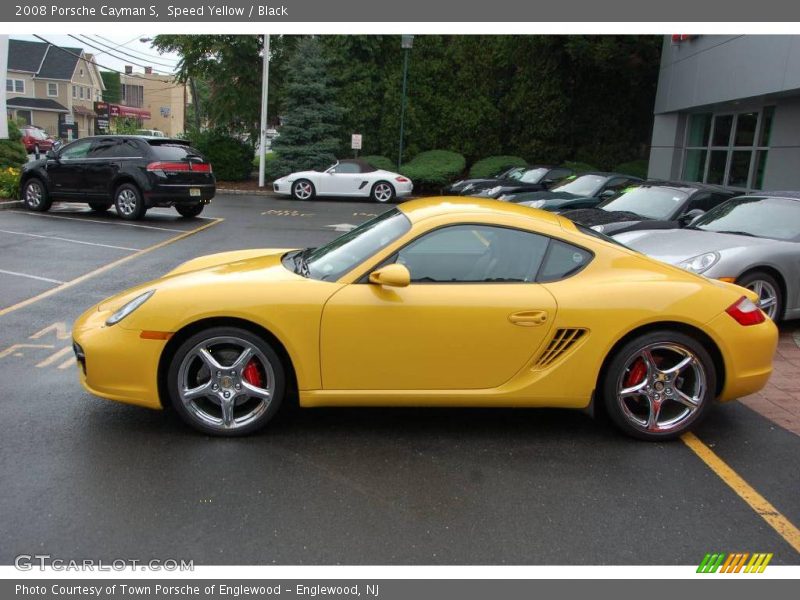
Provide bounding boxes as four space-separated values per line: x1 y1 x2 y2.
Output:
397 35 414 171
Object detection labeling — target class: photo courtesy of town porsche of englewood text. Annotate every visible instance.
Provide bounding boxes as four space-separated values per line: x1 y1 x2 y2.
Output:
0 1 799 595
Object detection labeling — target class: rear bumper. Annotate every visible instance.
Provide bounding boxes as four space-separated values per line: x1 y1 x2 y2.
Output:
395 181 414 197
144 183 216 207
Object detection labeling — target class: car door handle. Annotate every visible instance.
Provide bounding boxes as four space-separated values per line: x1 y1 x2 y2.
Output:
508 310 549 326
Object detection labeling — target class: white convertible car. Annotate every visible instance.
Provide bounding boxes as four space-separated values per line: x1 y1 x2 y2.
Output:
273 159 414 203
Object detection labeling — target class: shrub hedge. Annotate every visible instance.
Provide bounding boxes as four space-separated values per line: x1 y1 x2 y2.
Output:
560 161 599 174
468 155 527 179
0 121 29 171
187 129 253 181
400 150 466 189
613 159 649 180
361 155 395 171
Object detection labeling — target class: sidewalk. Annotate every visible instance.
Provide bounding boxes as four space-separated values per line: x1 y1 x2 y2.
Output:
741 324 800 436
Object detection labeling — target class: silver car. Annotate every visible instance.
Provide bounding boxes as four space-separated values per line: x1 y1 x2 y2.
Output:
614 192 800 321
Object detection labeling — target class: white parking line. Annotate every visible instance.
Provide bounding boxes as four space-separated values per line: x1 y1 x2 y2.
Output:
7 210 187 233
0 269 64 284
0 229 140 252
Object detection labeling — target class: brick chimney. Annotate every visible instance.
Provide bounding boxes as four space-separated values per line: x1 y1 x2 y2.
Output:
124 65 133 74
144 66 153 75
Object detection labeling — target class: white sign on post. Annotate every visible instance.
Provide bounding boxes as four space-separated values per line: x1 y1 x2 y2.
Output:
64 114 75 126
351 133 362 150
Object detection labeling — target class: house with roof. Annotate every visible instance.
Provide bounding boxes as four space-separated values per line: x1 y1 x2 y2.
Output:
5 39 105 140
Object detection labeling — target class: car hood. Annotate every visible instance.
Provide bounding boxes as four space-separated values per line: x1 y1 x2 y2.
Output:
614 229 780 264
449 178 494 190
562 208 644 226
511 191 582 203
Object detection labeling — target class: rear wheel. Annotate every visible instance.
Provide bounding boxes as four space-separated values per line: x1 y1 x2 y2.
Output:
22 178 51 212
114 183 146 220
167 327 286 436
89 202 112 212
371 181 395 203
291 179 315 201
602 331 716 441
736 271 782 321
176 203 205 218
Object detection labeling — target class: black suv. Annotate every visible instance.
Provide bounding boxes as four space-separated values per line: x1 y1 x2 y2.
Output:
19 135 216 220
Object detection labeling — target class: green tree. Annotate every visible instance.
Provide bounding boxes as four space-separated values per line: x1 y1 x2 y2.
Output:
100 71 121 103
271 37 343 173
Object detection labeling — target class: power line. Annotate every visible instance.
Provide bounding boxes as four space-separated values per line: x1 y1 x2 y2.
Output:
95 34 180 65
71 35 174 75
86 35 180 70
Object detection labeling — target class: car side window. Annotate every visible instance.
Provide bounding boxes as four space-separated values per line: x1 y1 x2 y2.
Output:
603 178 632 193
537 240 593 282
59 139 92 160
330 163 360 174
548 168 572 182
396 225 549 283
88 139 119 158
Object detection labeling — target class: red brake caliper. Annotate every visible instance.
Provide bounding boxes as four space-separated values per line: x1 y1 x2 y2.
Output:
242 359 264 388
625 358 647 388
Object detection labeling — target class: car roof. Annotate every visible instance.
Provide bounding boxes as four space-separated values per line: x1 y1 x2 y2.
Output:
337 159 377 173
639 180 732 194
398 197 563 227
575 171 643 179
738 191 800 201
76 135 189 144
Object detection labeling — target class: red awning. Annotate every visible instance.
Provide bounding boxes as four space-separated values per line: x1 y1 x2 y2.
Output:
116 105 151 119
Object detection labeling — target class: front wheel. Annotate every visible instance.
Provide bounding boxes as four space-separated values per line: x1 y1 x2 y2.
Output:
601 331 716 441
736 271 782 321
371 181 395 203
22 178 51 212
167 327 286 436
291 179 315 201
176 203 205 218
114 183 146 220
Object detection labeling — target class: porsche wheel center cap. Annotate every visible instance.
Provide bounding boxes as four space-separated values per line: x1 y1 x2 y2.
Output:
220 376 234 389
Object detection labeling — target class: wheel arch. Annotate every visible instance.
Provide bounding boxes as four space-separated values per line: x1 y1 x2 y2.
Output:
109 174 143 198
736 265 787 320
157 316 299 410
596 320 726 400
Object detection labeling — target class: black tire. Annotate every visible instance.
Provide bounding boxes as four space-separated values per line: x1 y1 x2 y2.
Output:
601 330 716 441
291 179 315 201
167 326 286 436
89 202 112 212
370 180 395 203
21 177 52 212
735 271 783 322
114 183 146 220
176 203 205 218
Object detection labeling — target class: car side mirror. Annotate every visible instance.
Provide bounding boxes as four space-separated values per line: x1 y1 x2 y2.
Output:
45 149 58 161
369 264 411 288
681 209 705 226
600 189 616 199
52 140 63 152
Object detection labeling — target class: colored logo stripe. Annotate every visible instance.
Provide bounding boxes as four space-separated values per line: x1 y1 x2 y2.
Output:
697 553 773 573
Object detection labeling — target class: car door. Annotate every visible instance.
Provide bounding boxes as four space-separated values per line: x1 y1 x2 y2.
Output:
83 138 122 198
320 224 558 391
45 138 93 198
324 162 367 196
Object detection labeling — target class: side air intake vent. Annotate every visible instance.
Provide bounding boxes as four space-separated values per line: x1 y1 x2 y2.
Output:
534 328 587 369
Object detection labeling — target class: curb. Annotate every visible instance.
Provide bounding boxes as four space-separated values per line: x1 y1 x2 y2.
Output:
0 200 22 211
216 188 275 196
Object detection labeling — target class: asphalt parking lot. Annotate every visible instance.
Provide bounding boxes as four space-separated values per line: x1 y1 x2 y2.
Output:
0 194 798 565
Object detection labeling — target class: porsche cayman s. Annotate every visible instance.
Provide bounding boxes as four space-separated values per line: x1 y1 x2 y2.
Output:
72 198 778 440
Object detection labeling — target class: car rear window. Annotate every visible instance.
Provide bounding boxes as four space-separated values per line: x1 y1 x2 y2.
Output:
537 239 593 282
148 143 203 161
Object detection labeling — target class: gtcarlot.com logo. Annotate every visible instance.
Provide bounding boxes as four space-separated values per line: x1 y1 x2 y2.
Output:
697 552 773 573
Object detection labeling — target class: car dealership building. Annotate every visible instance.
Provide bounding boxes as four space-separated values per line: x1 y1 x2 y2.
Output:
648 35 800 192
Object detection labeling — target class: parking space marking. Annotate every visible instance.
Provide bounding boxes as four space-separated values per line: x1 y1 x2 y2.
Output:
7 210 188 233
0 217 224 318
35 345 73 368
682 432 800 554
0 268 64 284
0 229 140 252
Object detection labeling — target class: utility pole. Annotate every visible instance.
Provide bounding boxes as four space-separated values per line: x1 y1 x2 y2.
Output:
397 35 414 170
258 34 271 188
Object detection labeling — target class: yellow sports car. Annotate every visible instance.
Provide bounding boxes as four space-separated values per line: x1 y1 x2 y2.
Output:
72 198 778 440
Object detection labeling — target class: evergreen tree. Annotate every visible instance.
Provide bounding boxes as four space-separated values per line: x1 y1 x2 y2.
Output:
272 37 344 173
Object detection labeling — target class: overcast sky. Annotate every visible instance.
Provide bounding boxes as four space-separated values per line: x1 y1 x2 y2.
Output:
11 34 182 76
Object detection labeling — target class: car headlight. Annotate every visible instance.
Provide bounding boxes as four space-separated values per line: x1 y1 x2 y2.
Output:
678 252 720 274
106 290 155 326
527 200 546 209
591 224 605 233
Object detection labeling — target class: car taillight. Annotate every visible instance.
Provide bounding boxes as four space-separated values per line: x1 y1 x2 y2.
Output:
395 176 409 183
147 161 212 173
726 296 766 326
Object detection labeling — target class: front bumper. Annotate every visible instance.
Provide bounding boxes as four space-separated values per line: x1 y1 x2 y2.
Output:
72 306 166 410
273 181 292 195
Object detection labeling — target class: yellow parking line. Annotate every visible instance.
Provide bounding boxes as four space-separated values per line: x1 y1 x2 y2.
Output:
681 432 800 554
0 218 223 318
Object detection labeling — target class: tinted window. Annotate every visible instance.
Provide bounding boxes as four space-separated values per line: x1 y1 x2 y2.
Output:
396 225 549 283
90 139 142 159
330 162 360 174
148 143 202 160
692 196 800 242
537 240 593 282
60 139 92 159
552 174 607 196
518 168 549 183
600 187 691 220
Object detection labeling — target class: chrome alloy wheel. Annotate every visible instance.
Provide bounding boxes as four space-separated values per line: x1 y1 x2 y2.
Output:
177 336 275 432
744 279 779 320
293 180 313 200
373 182 393 203
116 188 138 216
24 181 43 208
616 342 706 434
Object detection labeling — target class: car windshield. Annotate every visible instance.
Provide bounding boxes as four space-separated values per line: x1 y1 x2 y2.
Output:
552 174 606 196
304 209 412 281
691 196 800 242
599 187 689 220
518 168 549 183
